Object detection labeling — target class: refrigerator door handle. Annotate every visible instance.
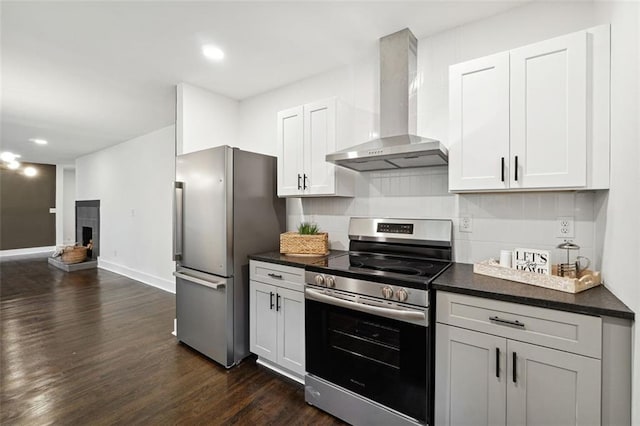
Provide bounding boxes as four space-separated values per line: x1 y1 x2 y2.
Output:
173 181 184 261
173 271 226 290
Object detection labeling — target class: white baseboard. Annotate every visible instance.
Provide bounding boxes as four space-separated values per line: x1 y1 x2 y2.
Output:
0 246 55 258
255 357 304 385
98 258 175 294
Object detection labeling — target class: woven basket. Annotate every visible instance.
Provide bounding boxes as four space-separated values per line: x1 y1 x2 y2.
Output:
61 246 88 264
280 232 329 256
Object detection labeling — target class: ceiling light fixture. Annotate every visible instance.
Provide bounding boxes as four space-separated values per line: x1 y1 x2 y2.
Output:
7 161 20 170
0 152 21 163
202 44 225 61
29 138 48 145
23 166 38 177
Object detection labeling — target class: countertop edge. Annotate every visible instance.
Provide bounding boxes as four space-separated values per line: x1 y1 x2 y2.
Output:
431 283 635 321
249 250 347 269
432 263 634 321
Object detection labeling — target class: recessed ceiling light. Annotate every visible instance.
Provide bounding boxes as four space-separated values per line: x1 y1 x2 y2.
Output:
0 152 21 163
7 161 20 170
24 166 38 177
29 138 48 145
202 44 225 61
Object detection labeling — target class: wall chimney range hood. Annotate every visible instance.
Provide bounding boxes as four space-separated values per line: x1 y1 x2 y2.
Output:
326 28 448 172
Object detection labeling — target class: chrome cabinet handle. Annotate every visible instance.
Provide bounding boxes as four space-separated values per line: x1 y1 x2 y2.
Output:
489 316 525 329
297 174 302 190
303 174 308 190
270 292 275 310
268 273 283 279
173 182 184 261
276 294 281 311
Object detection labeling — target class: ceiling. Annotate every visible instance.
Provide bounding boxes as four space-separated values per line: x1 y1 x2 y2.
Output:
1 1 528 165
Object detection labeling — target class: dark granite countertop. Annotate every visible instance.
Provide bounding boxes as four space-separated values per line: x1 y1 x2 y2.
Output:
432 263 634 320
249 250 348 268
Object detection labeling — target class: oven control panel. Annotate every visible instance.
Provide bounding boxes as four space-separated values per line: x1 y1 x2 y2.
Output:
306 272 427 308
376 223 414 234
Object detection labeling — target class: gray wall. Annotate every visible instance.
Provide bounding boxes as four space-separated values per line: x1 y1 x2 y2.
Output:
1 163 56 250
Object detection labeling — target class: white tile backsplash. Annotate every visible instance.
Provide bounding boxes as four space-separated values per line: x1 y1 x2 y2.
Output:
290 169 599 268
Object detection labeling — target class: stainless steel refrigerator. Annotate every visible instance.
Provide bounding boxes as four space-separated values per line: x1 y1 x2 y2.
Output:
173 145 285 368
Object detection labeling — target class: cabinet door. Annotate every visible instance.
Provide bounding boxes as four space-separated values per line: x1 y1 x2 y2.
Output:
507 340 601 426
276 287 305 376
277 106 304 196
304 98 336 195
449 52 510 191
510 32 587 189
249 281 277 362
435 324 507 426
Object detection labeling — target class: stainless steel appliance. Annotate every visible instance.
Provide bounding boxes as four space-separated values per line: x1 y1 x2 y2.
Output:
326 29 448 171
173 145 285 368
304 217 453 425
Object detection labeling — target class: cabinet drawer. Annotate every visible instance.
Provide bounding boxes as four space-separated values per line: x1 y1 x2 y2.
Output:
436 292 601 359
250 260 304 292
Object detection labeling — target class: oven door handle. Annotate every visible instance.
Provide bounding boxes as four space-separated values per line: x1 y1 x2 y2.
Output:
305 288 426 323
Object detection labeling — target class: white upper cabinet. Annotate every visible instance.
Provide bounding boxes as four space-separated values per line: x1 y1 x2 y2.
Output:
277 97 354 197
510 32 587 189
449 52 510 191
449 25 610 192
277 106 304 197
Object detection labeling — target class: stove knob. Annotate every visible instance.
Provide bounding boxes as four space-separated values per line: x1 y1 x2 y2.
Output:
314 275 325 286
396 288 409 302
325 276 336 288
381 286 394 299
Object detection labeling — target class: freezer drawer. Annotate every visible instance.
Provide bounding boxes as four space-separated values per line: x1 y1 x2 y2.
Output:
175 269 234 367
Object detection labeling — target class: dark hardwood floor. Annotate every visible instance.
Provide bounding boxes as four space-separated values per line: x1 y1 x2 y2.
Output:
0 254 343 425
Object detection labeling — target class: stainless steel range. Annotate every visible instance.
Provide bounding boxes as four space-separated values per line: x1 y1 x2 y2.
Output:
304 217 453 426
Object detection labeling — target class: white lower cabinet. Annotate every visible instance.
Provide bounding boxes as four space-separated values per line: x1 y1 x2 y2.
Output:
436 292 602 426
249 261 305 382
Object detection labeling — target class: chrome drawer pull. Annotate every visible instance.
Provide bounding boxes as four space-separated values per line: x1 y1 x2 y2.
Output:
268 273 283 279
489 316 525 329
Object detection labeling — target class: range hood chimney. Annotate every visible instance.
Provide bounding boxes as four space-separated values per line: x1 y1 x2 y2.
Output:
326 28 448 171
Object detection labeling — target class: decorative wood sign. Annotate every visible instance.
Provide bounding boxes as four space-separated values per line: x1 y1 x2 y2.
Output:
513 248 550 275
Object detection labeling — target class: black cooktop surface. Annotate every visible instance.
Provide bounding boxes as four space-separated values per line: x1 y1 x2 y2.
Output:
307 252 452 289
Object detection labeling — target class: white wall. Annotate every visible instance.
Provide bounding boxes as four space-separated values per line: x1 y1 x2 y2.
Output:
63 168 75 243
177 82 239 155
55 165 76 245
76 125 176 293
592 1 640 421
238 54 379 156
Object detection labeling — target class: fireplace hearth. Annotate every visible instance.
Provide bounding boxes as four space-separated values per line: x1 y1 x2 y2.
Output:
50 200 101 272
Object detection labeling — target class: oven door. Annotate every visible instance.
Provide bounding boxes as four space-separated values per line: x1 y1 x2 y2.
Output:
305 288 428 423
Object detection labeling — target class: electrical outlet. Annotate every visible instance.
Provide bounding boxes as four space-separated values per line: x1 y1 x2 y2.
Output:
460 216 473 233
556 216 574 238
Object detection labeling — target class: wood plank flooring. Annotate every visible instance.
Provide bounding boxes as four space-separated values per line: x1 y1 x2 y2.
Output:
0 255 343 425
